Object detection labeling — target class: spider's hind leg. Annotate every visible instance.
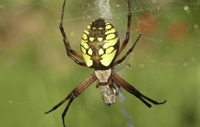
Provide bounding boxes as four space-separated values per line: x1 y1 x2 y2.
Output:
116 0 132 57
112 34 141 66
59 0 86 67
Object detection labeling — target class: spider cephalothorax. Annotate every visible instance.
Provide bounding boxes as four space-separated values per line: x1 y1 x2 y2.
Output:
95 69 119 106
45 0 166 127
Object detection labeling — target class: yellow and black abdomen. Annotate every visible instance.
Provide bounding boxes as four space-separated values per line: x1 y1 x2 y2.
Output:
80 18 120 70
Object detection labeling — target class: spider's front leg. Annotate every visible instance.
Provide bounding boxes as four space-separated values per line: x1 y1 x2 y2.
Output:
45 73 97 127
111 70 167 107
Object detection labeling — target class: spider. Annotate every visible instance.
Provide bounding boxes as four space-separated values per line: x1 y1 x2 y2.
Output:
45 0 166 126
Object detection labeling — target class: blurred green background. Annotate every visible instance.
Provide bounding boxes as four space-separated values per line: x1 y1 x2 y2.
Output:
0 0 200 127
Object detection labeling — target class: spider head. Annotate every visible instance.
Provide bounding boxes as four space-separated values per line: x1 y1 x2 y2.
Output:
94 69 119 106
94 69 111 83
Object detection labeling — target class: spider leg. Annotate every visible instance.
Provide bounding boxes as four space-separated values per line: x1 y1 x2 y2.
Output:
45 73 97 127
112 34 141 66
96 79 100 88
62 95 75 127
64 40 87 66
60 0 86 66
45 92 74 114
111 70 167 107
116 0 131 57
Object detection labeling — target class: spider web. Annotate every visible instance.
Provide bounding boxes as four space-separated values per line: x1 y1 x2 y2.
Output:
0 0 200 127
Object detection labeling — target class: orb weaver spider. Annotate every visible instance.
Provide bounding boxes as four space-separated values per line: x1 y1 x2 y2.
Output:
45 0 166 126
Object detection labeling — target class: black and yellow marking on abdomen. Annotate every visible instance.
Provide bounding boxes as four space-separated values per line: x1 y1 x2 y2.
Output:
80 18 120 69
